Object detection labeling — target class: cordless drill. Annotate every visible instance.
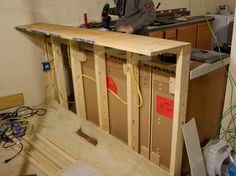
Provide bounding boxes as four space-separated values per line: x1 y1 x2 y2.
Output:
101 3 111 29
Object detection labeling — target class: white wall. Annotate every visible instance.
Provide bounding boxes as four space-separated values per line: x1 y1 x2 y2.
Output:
0 0 116 107
222 3 236 133
0 0 235 107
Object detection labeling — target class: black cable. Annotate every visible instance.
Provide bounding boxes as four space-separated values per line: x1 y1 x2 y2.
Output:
4 143 23 164
0 106 46 164
3 142 16 149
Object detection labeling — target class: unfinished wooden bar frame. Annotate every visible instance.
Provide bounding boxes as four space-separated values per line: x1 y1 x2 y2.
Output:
16 23 191 176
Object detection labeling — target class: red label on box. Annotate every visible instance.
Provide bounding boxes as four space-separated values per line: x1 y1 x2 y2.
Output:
156 95 174 119
107 76 117 94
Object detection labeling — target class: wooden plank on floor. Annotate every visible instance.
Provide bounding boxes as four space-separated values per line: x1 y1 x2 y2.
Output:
69 41 87 118
94 45 109 132
126 52 140 151
170 46 191 176
0 93 24 110
51 37 68 109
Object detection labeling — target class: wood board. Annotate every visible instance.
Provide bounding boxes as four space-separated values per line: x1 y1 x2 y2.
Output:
16 23 190 56
0 93 24 110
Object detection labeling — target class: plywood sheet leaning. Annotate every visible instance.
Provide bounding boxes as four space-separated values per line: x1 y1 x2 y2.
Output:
182 118 206 176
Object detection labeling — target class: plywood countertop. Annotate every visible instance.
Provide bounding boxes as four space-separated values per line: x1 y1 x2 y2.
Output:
16 23 190 56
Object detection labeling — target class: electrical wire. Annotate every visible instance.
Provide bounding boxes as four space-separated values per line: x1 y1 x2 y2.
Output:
0 106 46 163
82 74 128 105
4 143 23 164
131 64 143 107
66 44 142 107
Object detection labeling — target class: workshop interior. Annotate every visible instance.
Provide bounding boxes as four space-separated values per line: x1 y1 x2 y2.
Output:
0 0 236 176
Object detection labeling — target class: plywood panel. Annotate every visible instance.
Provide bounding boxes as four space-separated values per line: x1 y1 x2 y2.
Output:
81 52 99 125
151 71 174 170
107 57 128 144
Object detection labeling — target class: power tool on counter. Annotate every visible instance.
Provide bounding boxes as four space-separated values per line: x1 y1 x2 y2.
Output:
101 3 111 29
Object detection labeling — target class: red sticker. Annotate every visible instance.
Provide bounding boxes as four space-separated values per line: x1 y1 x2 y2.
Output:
156 95 174 119
107 76 117 94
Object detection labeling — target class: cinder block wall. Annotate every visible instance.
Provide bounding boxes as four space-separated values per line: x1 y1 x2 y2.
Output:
0 0 235 107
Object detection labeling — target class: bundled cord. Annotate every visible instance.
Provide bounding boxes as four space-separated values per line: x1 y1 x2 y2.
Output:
0 106 46 163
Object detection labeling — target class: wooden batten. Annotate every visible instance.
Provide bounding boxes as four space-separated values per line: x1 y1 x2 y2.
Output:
51 37 68 109
0 93 24 110
94 45 110 132
69 41 87 118
126 52 140 151
170 47 191 176
36 35 55 99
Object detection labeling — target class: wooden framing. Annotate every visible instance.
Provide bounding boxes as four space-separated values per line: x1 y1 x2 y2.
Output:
94 45 110 132
170 47 191 175
126 52 140 151
69 41 87 118
16 23 191 176
36 35 56 99
51 37 68 109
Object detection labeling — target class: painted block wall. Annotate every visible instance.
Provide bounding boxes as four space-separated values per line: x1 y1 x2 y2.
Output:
0 0 235 107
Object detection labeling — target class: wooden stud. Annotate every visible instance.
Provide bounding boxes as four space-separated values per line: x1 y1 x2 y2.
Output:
148 67 153 159
51 37 68 109
36 36 56 100
170 46 191 176
0 93 24 110
126 52 139 151
94 45 109 132
69 41 87 118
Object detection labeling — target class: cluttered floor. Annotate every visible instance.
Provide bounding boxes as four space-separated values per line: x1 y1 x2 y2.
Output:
0 100 168 176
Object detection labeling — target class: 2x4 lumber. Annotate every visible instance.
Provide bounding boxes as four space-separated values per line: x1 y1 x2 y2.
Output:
24 138 66 170
0 93 24 110
126 52 140 151
36 35 56 99
170 46 191 176
148 67 153 159
45 40 59 101
69 41 87 118
35 134 77 164
94 45 110 132
51 37 68 109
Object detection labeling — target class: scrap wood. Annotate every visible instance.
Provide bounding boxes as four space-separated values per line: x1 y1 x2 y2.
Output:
0 93 24 110
77 129 98 146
